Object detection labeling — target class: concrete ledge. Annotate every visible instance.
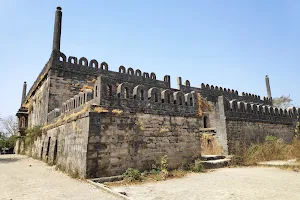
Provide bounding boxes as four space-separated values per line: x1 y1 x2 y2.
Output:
90 175 123 183
87 180 132 200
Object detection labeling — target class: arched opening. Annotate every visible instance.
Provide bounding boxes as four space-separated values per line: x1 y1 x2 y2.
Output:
189 97 193 106
53 140 58 165
179 97 183 105
154 93 158 102
167 94 171 103
204 116 209 128
106 85 112 97
125 87 129 99
140 89 144 100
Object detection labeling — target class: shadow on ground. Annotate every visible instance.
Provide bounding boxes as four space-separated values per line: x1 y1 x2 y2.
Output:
0 155 21 163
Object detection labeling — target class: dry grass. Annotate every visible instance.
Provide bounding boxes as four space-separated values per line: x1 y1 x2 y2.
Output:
93 107 109 113
239 138 300 166
159 127 170 133
80 85 94 92
105 169 189 187
112 109 123 115
42 105 89 130
87 79 96 84
201 133 223 155
197 93 212 117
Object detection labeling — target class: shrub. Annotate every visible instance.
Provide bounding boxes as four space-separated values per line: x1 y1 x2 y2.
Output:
265 135 277 142
160 155 169 180
122 168 141 181
193 161 205 172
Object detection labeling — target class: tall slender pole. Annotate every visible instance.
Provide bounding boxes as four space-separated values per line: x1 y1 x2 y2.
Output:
52 6 62 51
265 75 272 99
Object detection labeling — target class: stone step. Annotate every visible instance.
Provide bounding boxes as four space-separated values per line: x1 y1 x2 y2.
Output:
201 158 231 169
201 155 226 161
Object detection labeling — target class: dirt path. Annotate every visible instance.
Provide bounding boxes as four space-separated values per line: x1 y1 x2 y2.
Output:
113 167 300 200
0 154 121 200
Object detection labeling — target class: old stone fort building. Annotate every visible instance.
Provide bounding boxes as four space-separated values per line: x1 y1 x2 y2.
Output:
15 7 299 178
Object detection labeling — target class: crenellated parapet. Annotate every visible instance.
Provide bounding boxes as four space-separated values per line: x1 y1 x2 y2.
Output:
222 98 299 125
91 75 197 116
46 88 94 123
60 89 93 114
55 52 171 89
47 108 61 123
178 77 272 105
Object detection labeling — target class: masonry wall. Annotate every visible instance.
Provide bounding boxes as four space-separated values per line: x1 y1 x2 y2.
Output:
27 77 50 127
26 114 90 178
87 112 202 178
218 96 298 155
226 120 295 154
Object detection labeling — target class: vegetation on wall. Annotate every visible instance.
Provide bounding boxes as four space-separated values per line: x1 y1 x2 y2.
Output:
25 125 43 146
197 93 212 117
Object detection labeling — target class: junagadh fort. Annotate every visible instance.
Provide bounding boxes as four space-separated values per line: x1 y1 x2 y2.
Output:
15 7 299 178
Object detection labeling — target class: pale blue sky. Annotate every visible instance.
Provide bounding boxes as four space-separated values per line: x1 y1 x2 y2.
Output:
0 0 299 117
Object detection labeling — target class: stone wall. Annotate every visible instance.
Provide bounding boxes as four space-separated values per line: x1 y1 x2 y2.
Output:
87 112 202 178
216 96 297 155
25 113 90 178
27 77 50 127
226 120 295 154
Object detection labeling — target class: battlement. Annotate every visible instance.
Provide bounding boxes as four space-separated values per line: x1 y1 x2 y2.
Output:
222 97 299 124
46 74 198 124
178 77 272 105
54 52 171 89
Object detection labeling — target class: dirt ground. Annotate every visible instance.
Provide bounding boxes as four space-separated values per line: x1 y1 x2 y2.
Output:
0 154 121 200
113 167 300 200
2 154 300 200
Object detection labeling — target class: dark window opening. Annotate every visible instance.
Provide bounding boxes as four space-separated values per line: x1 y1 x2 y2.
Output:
179 97 183 105
140 89 144 100
53 140 58 164
106 85 112 97
40 144 44 159
95 86 98 97
204 116 209 128
125 87 129 98
154 93 158 102
46 137 51 161
189 97 193 106
167 94 170 103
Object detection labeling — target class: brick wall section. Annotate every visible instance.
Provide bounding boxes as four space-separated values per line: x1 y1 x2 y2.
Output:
87 112 202 178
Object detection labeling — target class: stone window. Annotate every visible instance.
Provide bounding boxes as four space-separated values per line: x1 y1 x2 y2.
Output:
140 89 144 100
154 93 158 102
124 87 129 99
106 85 112 97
